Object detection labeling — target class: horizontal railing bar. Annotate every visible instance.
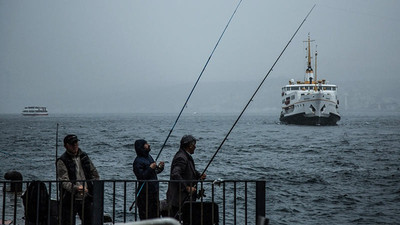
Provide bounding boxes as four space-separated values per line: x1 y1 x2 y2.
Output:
1 179 266 183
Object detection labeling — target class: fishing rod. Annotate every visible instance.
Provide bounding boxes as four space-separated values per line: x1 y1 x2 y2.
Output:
55 123 59 200
201 4 316 176
129 0 244 212
154 0 243 161
171 5 316 219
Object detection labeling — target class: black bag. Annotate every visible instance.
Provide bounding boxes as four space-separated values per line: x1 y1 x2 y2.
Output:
21 181 50 225
182 201 219 225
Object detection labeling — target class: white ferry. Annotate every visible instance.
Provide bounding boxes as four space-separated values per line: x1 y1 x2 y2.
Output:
22 106 48 116
280 35 340 125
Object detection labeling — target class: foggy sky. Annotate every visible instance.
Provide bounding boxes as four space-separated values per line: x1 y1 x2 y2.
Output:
1 0 399 114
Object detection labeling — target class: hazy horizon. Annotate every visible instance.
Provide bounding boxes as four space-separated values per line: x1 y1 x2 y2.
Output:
1 0 399 114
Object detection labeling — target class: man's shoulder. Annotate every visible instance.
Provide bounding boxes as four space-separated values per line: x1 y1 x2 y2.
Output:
173 149 189 161
133 156 148 164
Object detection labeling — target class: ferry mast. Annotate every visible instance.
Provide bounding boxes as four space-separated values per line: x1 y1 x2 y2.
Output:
305 34 315 84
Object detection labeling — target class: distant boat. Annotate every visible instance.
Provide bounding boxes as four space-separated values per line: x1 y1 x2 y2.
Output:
279 35 340 125
22 106 48 116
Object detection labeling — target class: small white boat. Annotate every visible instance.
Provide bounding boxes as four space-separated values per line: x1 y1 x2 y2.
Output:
22 106 48 116
279 35 340 125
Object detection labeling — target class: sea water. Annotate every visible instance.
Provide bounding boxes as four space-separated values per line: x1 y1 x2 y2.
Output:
0 112 399 224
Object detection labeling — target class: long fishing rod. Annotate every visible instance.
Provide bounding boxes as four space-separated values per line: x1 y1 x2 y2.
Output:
129 0 244 212
155 0 243 161
171 5 316 219
55 123 59 200
201 4 316 176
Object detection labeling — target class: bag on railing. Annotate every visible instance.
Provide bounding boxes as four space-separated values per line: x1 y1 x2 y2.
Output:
21 181 49 225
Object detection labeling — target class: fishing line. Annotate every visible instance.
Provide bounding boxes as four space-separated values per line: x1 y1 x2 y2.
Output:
201 4 316 176
129 0 244 211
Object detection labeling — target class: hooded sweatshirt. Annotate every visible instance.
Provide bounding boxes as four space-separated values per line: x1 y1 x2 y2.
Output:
133 139 163 195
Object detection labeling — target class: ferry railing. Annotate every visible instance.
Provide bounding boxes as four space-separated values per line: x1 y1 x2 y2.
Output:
1 179 267 225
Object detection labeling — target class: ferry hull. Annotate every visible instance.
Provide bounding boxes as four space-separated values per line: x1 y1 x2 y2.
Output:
22 113 49 116
280 112 340 126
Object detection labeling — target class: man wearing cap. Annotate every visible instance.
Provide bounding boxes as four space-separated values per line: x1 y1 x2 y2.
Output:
56 134 99 225
133 139 165 220
166 134 207 218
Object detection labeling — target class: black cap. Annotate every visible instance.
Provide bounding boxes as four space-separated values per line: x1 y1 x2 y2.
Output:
64 134 79 145
180 135 197 145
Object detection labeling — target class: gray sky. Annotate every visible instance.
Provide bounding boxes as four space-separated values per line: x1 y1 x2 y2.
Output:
1 0 399 114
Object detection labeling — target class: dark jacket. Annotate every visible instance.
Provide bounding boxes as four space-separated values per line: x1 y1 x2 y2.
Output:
133 140 163 195
166 148 201 207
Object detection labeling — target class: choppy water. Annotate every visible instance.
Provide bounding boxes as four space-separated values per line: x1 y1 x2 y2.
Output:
1 112 399 224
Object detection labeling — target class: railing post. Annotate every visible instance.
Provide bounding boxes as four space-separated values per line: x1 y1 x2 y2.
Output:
92 180 104 225
256 181 266 225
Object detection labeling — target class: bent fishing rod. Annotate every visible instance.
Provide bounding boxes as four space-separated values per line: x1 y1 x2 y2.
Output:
129 0 244 212
200 4 316 177
171 5 316 218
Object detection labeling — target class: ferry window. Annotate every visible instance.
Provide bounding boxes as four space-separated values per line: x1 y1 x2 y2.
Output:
325 87 331 90
292 87 299 90
291 95 295 100
332 87 336 90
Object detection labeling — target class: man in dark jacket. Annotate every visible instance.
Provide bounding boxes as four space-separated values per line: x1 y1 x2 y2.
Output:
166 135 207 218
133 139 164 220
56 134 99 225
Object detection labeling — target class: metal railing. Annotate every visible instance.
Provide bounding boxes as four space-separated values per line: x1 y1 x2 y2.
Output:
1 179 266 225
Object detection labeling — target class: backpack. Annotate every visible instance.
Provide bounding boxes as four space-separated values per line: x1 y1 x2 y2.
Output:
21 181 50 224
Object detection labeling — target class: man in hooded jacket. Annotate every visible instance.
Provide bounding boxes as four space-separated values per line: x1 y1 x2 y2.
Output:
133 139 164 220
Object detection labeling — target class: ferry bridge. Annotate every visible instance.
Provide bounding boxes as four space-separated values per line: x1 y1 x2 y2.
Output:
1 179 268 225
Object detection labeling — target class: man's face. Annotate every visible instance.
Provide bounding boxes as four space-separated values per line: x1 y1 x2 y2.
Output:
144 143 151 152
187 142 196 154
66 141 79 155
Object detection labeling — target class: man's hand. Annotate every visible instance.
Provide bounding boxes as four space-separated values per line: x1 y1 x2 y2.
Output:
150 162 157 169
75 185 88 195
186 186 197 195
158 161 165 169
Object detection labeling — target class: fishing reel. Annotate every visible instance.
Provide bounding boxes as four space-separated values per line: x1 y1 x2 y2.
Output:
197 188 206 199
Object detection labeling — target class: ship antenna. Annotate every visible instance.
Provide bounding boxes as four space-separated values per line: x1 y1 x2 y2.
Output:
201 4 316 177
315 46 318 82
129 0 244 211
307 34 312 70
